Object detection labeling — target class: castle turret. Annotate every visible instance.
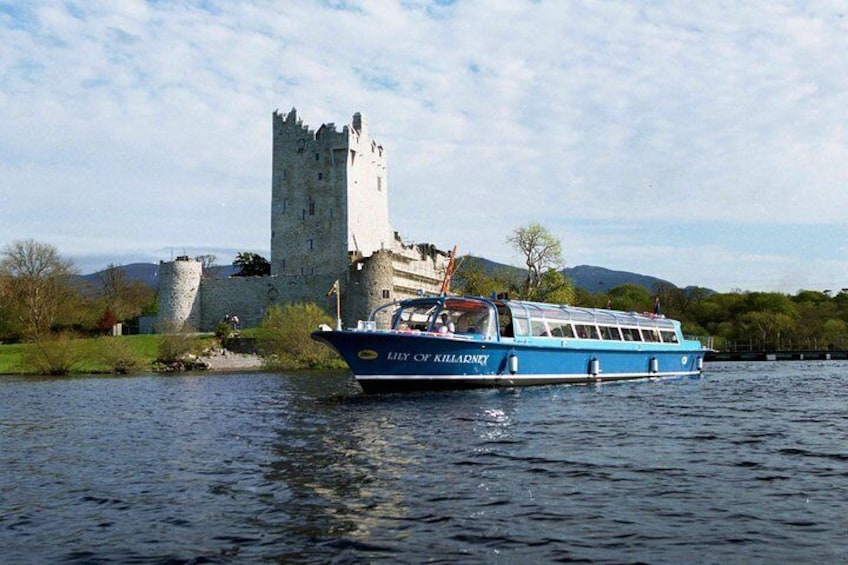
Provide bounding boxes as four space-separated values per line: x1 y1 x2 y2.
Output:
156 257 202 332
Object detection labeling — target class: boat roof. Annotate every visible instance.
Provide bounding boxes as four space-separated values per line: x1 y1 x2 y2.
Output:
502 299 677 329
399 295 677 329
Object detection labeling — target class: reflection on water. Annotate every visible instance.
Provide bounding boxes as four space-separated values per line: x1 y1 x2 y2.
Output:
2 365 848 563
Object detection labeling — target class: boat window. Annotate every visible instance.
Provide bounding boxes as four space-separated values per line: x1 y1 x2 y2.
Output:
599 325 622 340
660 330 678 343
439 298 497 338
530 319 550 337
497 305 514 337
574 324 599 340
393 302 439 331
621 327 642 341
513 317 530 337
548 321 575 338
641 328 660 342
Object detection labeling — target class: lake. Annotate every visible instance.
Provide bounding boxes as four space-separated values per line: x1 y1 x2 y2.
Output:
1 362 847 563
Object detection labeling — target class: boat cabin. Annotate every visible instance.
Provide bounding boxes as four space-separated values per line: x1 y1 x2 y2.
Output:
370 296 684 345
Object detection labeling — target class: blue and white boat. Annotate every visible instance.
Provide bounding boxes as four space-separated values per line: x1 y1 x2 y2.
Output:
312 295 707 393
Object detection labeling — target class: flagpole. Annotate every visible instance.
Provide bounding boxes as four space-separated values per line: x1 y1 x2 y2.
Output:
336 280 342 330
327 279 342 330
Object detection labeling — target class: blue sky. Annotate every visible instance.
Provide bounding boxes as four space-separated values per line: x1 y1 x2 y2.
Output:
2 0 847 293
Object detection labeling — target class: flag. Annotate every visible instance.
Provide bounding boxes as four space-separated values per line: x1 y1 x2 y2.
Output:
327 279 339 297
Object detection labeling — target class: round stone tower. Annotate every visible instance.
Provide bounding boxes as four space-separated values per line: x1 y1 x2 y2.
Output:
157 257 203 332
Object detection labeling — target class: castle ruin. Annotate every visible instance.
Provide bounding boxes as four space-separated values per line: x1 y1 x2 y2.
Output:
156 108 451 331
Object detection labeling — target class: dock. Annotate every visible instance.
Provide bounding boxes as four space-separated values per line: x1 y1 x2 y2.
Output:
706 350 848 362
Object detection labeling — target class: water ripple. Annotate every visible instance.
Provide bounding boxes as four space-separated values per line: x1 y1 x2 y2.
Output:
2 364 848 563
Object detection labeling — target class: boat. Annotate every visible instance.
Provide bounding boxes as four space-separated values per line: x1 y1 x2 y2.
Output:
312 294 707 393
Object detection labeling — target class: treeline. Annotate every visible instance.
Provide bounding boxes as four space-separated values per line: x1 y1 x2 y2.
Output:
0 240 156 342
4 236 847 354
454 255 848 352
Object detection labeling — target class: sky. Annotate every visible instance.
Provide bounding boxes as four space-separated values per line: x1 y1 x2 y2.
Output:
2 0 847 293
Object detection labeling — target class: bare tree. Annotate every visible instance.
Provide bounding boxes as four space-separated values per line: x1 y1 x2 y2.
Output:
507 223 564 300
97 263 155 323
196 254 218 279
0 239 77 337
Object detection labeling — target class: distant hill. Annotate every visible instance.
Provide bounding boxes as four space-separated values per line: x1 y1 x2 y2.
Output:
457 256 680 292
564 265 674 292
79 258 688 294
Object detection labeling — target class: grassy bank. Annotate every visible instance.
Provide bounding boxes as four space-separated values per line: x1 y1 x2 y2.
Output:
0 334 216 376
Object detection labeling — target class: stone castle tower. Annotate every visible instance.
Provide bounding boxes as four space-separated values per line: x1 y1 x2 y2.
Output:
271 108 391 279
156 108 450 332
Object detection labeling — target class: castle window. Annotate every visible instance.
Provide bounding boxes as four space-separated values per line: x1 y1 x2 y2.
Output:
302 209 306 220
283 198 288 212
377 176 382 192
282 169 287 179
318 172 323 180
382 289 391 299
315 152 320 161
350 150 356 165
309 200 315 215
308 238 314 250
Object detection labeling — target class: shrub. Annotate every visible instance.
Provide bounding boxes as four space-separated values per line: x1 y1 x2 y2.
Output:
156 332 196 364
213 320 233 341
94 336 146 374
256 303 344 370
21 332 85 376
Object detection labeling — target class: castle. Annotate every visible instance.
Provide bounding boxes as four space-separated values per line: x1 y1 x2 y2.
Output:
156 108 451 332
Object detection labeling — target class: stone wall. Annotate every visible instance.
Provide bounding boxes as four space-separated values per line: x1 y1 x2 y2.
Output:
199 274 339 331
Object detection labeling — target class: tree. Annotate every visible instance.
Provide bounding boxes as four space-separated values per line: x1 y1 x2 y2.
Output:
233 252 270 277
97 264 156 324
507 223 564 300
197 254 218 278
607 284 652 312
537 269 576 305
453 256 519 298
0 239 77 338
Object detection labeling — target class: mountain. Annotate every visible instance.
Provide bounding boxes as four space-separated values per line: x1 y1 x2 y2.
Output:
457 256 681 292
564 265 675 292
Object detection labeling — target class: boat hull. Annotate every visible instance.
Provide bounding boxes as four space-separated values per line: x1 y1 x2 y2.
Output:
312 330 705 393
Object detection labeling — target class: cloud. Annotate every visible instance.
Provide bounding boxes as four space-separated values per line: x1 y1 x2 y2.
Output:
2 0 847 292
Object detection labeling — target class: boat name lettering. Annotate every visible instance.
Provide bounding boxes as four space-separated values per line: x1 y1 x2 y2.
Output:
387 351 489 366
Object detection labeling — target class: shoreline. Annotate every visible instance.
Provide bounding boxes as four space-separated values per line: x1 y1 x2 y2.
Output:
198 350 264 371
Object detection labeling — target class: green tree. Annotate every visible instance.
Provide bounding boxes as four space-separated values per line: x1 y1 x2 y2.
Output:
607 284 652 312
537 269 576 305
233 252 270 277
453 256 518 298
0 239 78 338
507 223 564 300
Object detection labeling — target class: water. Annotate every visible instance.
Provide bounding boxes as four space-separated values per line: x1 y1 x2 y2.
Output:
1 363 847 564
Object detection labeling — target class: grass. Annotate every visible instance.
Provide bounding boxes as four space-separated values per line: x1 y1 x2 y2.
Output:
0 334 217 376
0 342 27 374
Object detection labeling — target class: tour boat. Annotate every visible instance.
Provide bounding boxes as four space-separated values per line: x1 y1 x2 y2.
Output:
312 295 707 393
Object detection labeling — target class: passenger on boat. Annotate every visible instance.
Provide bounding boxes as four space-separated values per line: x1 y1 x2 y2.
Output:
437 313 455 334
